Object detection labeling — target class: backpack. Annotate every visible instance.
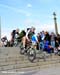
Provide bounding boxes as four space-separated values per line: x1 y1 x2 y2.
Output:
19 30 26 41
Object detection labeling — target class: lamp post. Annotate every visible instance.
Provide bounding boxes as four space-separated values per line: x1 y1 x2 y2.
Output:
53 12 58 35
0 16 1 43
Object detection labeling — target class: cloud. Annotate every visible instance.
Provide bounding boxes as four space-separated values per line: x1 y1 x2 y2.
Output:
24 19 55 33
36 24 54 32
0 4 30 16
27 4 32 8
26 13 31 17
39 0 53 3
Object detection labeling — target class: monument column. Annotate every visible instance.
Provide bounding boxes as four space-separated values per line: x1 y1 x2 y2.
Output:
53 12 58 35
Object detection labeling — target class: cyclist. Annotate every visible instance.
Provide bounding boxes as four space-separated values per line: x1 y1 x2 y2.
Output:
31 32 38 49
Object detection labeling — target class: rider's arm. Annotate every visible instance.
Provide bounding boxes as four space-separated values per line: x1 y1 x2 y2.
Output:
26 30 30 41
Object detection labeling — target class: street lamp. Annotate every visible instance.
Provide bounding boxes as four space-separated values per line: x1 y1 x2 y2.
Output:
0 16 1 43
53 12 58 35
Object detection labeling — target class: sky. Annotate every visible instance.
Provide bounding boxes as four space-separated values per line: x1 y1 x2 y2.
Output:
0 0 60 40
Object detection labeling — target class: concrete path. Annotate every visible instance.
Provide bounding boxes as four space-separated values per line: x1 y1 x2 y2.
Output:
0 66 60 75
33 67 60 75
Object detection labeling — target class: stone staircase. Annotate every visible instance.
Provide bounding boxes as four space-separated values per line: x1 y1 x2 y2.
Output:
0 47 60 72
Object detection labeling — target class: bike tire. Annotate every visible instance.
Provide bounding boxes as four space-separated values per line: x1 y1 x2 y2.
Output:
28 49 36 62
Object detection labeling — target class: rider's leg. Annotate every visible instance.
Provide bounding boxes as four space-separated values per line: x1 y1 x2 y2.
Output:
32 42 37 50
22 36 26 48
34 45 37 49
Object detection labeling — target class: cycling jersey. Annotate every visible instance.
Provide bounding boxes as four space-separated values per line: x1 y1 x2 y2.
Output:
32 34 38 42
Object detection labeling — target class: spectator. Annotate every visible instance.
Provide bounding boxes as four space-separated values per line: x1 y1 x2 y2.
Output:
1 36 8 47
11 30 16 46
50 32 55 46
31 31 38 49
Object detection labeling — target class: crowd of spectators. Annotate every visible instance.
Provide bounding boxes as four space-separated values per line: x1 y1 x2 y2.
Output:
1 27 60 54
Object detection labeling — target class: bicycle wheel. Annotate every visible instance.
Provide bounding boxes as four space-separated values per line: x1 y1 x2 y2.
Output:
28 48 36 62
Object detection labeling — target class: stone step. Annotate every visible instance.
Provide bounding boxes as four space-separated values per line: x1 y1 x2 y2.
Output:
6 63 60 72
0 54 25 59
0 54 60 62
0 47 60 72
0 57 60 67
0 47 20 54
0 47 19 50
0 59 60 71
0 59 30 66
0 55 28 62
